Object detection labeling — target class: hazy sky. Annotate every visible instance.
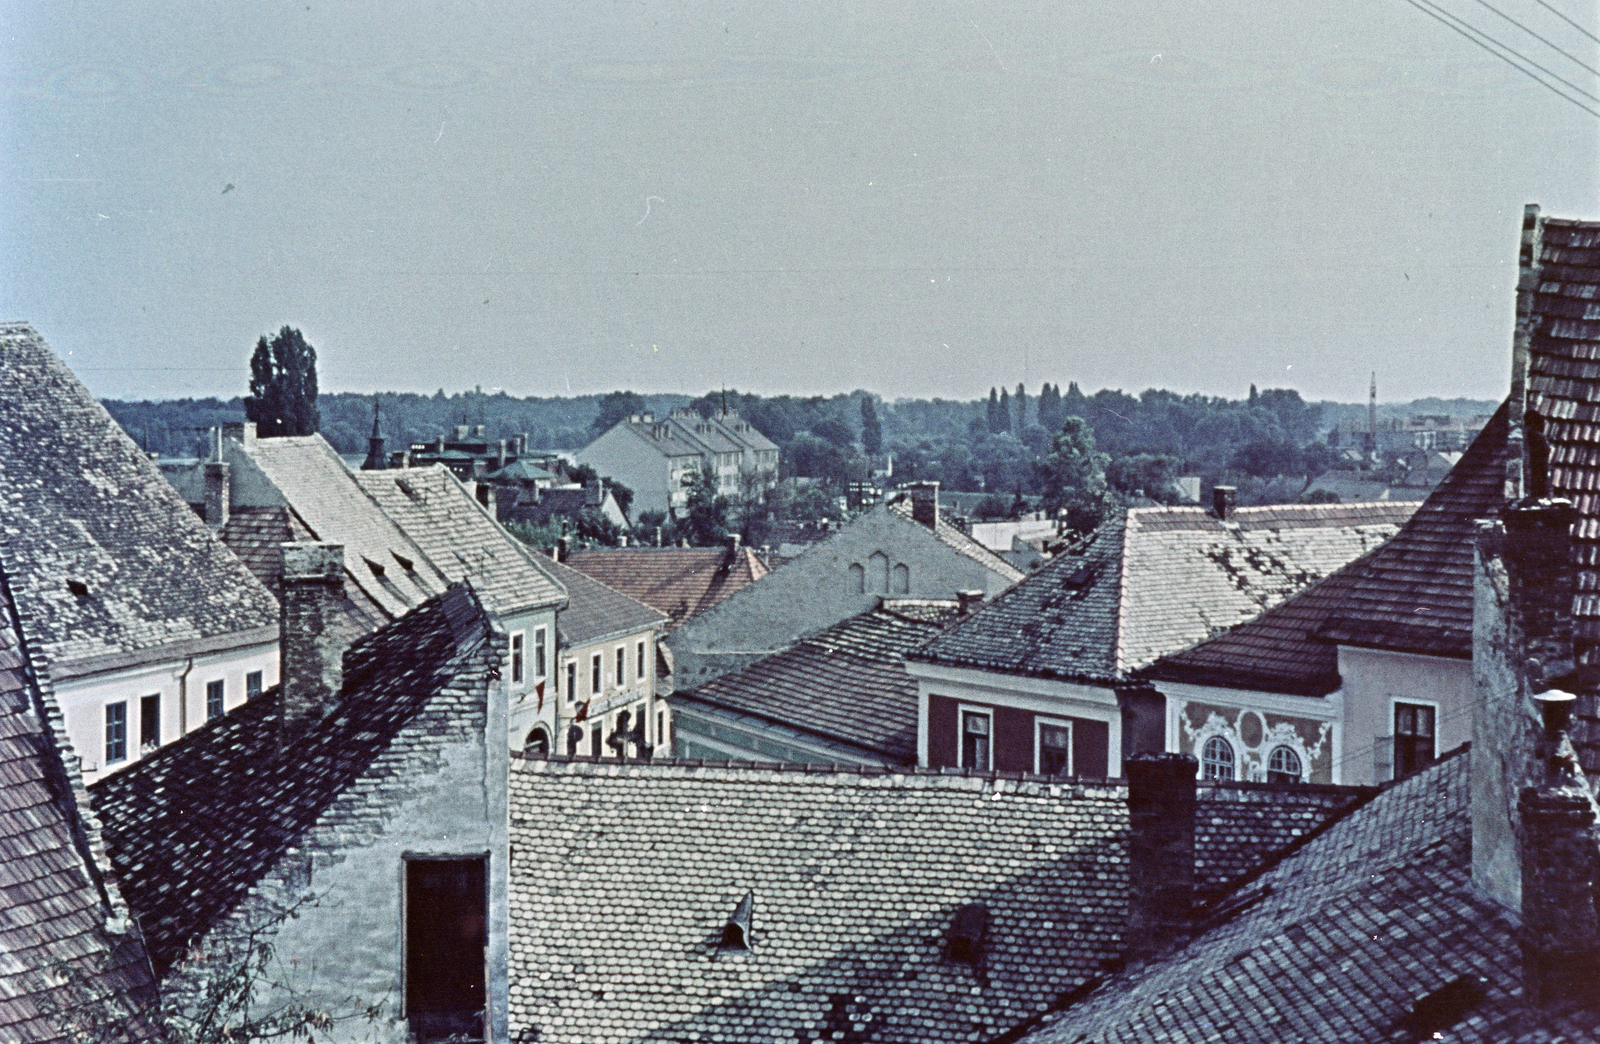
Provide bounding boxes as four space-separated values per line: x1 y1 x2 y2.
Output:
3 1 1597 403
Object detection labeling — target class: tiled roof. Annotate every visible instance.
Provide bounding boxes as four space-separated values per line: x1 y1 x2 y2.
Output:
564 546 769 630
1142 555 1374 697
352 465 565 616
885 496 1026 582
238 434 447 618
89 585 496 977
506 758 1369 1044
1017 748 1600 1044
0 324 278 675
910 521 1126 684
1315 405 1510 658
910 502 1413 684
0 560 160 1043
711 410 780 453
676 601 964 763
526 552 666 648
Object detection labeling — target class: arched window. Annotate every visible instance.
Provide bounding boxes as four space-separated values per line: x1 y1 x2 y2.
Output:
868 551 889 594
848 562 865 594
1267 745 1303 784
525 727 550 757
1200 736 1235 780
891 563 910 594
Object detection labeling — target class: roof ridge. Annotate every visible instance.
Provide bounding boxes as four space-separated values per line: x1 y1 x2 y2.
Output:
516 751 1129 785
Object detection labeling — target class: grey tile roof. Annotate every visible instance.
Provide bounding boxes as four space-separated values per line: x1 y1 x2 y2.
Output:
352 465 565 616
911 502 1414 684
506 758 1369 1044
0 324 278 675
565 546 770 630
0 559 160 1043
676 601 964 763
238 434 447 618
1017 748 1600 1044
89 584 497 977
526 551 666 648
885 496 1027 582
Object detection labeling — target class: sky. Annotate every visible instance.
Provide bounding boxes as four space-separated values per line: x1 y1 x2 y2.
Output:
2 1 1597 404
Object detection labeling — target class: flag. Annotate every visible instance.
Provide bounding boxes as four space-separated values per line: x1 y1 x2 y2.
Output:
574 699 589 723
535 680 545 712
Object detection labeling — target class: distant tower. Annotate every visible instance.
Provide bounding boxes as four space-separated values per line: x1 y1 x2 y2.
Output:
361 396 386 471
1364 372 1378 455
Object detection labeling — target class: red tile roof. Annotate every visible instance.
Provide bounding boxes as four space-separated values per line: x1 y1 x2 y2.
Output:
564 546 769 630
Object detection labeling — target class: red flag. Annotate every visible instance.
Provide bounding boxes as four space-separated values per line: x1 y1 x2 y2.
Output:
535 680 546 712
574 699 589 723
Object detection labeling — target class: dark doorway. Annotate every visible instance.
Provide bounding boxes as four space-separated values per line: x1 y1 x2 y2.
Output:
406 857 487 1042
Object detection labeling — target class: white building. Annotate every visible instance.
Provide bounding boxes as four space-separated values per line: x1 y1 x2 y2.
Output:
577 408 779 519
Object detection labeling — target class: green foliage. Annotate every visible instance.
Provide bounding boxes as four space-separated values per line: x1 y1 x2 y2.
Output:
1038 417 1110 531
681 465 731 546
590 390 646 434
244 327 319 437
860 397 883 455
1106 453 1183 502
505 519 565 550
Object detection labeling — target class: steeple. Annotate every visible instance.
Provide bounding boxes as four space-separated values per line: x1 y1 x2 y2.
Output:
1365 372 1377 455
361 396 386 471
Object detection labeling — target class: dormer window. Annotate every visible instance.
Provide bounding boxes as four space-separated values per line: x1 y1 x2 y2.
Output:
392 551 416 572
364 556 386 578
720 891 755 953
945 903 988 971
67 579 89 597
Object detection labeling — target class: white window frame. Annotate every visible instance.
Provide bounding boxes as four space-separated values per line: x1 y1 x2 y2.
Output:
534 626 547 679
565 660 577 704
637 639 647 679
615 645 626 687
1200 735 1237 781
591 653 602 695
105 701 128 765
1035 717 1074 776
510 631 526 686
956 704 993 770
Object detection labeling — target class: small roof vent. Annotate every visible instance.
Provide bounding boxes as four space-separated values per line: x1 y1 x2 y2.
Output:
66 579 89 598
719 891 755 954
1398 976 1487 1037
364 556 386 579
391 551 416 572
944 902 988 968
1061 564 1095 591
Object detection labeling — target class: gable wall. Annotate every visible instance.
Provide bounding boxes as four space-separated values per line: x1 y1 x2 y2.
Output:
668 509 1015 689
1337 645 1472 787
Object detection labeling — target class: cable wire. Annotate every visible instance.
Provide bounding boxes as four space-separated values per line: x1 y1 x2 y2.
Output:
1532 0 1600 47
1397 0 1600 117
1466 0 1600 79
1415 0 1600 101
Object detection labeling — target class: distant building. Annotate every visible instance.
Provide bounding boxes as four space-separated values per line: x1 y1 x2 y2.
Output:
577 408 779 519
0 325 281 783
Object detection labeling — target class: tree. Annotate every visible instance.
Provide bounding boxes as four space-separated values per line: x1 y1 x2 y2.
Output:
1107 453 1183 502
244 327 319 437
681 465 731 546
1038 417 1110 531
1014 383 1027 432
859 397 883 455
997 387 1012 434
987 388 1002 433
590 390 646 434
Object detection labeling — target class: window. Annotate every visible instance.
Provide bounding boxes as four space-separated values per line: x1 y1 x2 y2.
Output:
534 627 547 678
591 654 602 694
637 640 646 678
616 646 626 686
139 694 160 752
1200 736 1235 780
105 702 127 764
848 563 865 594
524 728 549 756
1394 702 1437 778
405 858 487 1042
510 632 525 685
566 662 577 702
1267 746 1303 783
960 710 991 770
657 709 666 749
1038 720 1072 776
206 680 225 722
245 671 263 700
590 725 602 757
891 562 910 594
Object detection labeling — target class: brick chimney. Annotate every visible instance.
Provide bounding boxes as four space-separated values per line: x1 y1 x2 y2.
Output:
1124 752 1198 963
1473 499 1578 908
907 481 940 529
203 460 230 528
279 543 345 742
1211 485 1236 521
1518 689 1600 1005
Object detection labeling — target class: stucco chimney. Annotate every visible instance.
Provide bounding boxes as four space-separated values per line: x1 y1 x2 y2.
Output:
907 481 940 529
1518 689 1600 1005
956 590 984 616
279 543 345 741
1124 751 1198 963
203 460 230 528
1211 485 1236 521
222 420 255 448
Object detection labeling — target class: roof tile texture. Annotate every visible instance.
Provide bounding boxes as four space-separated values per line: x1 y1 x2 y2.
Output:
527 551 666 648
565 546 769 629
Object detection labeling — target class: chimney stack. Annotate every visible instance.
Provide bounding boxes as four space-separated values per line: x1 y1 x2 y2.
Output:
1518 689 1600 1006
221 421 255 448
1124 752 1198 963
957 590 984 616
279 543 345 741
1211 485 1236 522
203 460 231 528
907 481 940 530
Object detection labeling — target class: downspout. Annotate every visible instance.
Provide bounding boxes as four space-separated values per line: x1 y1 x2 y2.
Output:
177 656 194 736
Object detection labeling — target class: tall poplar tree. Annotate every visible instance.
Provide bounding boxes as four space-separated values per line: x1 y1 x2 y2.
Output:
244 326 320 437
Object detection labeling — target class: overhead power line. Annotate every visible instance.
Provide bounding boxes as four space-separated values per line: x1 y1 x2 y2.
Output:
1532 0 1600 47
1397 0 1600 118
1466 0 1600 79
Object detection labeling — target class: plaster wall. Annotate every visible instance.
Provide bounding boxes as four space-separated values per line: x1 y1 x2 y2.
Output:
576 426 688 520
1336 646 1473 786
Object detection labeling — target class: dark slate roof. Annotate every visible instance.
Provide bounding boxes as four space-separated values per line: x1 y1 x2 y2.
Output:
1315 404 1510 658
675 600 965 763
1141 554 1375 697
0 562 160 1043
526 551 666 648
1017 748 1600 1044
564 546 770 630
506 758 1371 1044
909 520 1128 684
0 324 278 677
911 502 1413 685
88 585 496 977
